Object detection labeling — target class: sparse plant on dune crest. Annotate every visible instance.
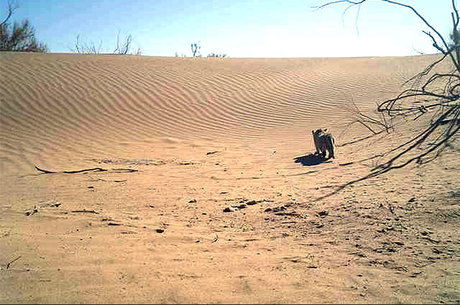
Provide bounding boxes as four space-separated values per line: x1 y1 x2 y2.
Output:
191 42 201 57
207 53 227 58
71 31 141 55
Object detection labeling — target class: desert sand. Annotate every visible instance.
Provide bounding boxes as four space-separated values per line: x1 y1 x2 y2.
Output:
0 52 458 304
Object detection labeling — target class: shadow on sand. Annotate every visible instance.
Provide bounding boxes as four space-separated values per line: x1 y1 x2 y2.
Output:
293 153 332 166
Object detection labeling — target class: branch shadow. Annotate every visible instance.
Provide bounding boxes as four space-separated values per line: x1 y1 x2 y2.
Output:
293 153 332 166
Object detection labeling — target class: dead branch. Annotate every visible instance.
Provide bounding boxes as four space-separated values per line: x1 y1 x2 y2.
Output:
315 0 366 10
318 107 460 202
34 166 138 174
35 166 107 174
72 34 103 54
71 209 100 214
319 0 459 171
318 0 459 69
72 32 140 55
0 0 17 27
5 255 21 269
113 31 133 55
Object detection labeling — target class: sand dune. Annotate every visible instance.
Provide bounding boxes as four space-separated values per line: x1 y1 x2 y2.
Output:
0 53 458 303
0 53 439 173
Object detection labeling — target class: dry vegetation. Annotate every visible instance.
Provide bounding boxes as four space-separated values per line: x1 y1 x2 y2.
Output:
0 52 458 304
0 1 458 304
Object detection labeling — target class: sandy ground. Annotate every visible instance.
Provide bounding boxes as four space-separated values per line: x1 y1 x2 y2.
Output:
0 53 459 304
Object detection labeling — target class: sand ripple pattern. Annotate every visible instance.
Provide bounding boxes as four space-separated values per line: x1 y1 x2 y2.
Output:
0 53 437 172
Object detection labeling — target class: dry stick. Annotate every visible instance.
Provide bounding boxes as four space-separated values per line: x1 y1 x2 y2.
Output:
35 166 107 174
35 166 137 174
5 256 22 269
71 209 100 214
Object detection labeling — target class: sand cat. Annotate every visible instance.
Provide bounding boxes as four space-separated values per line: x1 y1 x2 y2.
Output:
312 128 335 159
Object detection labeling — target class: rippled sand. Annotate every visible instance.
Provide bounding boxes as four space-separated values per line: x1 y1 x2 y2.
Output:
0 53 458 304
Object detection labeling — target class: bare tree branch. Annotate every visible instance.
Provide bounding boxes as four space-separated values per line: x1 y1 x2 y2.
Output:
317 0 460 176
313 0 366 10
0 0 17 27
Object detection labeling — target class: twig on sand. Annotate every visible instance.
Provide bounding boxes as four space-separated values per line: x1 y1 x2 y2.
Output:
212 234 219 243
35 166 107 174
34 166 138 174
5 256 22 269
71 209 100 214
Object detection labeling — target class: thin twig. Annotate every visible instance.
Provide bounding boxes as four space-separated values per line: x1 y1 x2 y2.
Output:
5 255 22 269
35 166 107 174
34 166 138 174
71 209 100 214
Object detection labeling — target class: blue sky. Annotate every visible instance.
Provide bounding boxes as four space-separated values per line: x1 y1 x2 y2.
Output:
2 0 454 58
